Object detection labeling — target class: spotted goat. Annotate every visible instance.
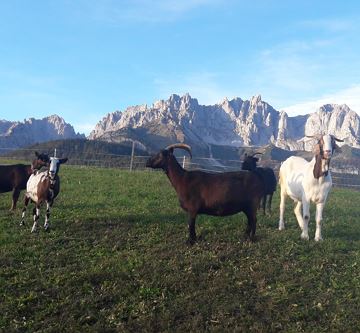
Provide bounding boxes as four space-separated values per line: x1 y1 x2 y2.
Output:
20 154 68 232
278 134 343 241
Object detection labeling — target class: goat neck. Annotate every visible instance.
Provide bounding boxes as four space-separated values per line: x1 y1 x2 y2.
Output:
313 154 330 179
165 154 186 190
312 135 335 179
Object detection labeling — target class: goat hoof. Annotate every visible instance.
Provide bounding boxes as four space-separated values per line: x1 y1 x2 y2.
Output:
315 236 323 242
186 237 197 245
19 221 25 226
300 233 309 240
249 234 256 242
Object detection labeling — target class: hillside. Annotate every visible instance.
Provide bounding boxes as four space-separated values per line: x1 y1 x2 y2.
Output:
2 139 148 167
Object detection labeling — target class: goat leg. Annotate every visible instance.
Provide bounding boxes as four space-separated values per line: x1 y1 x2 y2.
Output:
278 190 286 230
301 199 310 240
267 194 273 215
11 187 20 211
315 202 324 241
44 202 51 231
31 206 40 233
245 209 257 241
20 196 30 226
187 215 197 245
261 195 266 215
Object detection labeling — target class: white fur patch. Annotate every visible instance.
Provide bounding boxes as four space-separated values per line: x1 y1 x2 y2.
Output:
26 171 48 202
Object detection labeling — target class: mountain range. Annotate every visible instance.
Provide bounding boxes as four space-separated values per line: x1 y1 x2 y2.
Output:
89 94 360 154
1 94 360 157
0 115 84 151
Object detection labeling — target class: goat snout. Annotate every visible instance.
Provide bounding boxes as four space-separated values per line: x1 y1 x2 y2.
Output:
323 150 332 159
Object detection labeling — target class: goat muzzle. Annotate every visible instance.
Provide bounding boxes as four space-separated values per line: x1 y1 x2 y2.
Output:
323 150 332 160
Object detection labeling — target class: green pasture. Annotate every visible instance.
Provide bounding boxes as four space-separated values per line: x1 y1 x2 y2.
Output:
0 166 359 332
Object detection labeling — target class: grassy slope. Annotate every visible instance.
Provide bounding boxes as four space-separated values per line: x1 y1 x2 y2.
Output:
0 167 359 332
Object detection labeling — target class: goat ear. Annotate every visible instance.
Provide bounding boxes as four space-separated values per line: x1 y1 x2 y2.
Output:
35 151 39 157
167 148 174 155
313 144 321 154
333 136 344 142
59 158 68 164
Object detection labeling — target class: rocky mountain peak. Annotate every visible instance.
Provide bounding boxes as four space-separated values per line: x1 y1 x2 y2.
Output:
88 94 360 153
0 115 84 150
250 94 262 105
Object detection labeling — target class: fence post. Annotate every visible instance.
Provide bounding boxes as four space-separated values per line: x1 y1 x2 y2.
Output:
182 155 186 168
130 141 135 171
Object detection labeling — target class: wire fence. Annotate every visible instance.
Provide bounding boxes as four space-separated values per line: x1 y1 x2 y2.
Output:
1 147 360 190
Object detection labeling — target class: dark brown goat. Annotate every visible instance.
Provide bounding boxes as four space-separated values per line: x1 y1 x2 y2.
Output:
242 153 277 215
20 156 68 232
146 144 265 243
0 152 50 210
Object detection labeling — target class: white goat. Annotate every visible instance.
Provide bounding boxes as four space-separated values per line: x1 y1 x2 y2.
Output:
278 134 343 241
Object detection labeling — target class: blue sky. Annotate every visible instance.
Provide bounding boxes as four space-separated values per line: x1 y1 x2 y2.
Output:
1 0 360 135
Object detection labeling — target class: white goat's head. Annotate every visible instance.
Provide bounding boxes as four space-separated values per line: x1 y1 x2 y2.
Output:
307 134 343 160
48 157 68 180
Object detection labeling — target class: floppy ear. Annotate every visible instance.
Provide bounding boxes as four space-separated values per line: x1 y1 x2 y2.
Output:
59 158 68 164
313 143 321 155
35 151 39 157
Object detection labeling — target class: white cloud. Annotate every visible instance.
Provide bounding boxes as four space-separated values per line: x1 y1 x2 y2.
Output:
281 85 360 116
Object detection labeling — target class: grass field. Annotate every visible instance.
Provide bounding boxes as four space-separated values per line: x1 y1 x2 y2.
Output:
1 166 360 332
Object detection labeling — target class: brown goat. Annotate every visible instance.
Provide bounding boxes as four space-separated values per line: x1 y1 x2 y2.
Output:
146 144 265 243
20 156 68 232
0 152 50 210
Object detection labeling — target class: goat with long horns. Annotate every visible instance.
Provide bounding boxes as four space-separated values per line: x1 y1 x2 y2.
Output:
146 143 265 243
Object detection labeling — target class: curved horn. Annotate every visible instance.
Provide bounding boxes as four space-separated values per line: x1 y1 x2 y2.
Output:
306 135 322 140
165 143 192 159
251 152 263 157
332 136 344 142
